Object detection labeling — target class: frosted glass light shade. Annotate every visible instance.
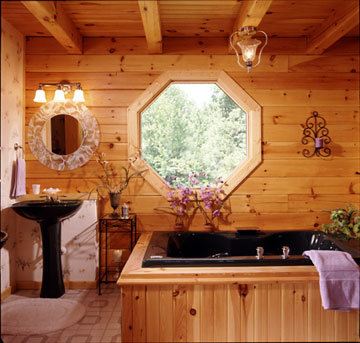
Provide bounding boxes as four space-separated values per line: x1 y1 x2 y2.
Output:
237 38 261 64
72 88 85 102
33 89 47 103
53 89 65 102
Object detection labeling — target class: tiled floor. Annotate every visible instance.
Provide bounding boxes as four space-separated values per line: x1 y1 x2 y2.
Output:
1 284 122 343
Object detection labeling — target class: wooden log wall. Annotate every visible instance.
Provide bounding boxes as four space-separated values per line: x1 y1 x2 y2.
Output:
121 282 360 342
25 38 360 238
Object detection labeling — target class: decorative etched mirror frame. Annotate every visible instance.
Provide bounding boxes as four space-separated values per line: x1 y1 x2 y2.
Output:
28 100 99 171
128 70 262 198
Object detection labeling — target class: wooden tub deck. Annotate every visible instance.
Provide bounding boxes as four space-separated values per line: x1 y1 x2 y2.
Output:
118 233 359 342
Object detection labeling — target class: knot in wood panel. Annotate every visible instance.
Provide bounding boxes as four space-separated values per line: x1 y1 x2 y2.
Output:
238 284 249 297
189 308 197 316
172 289 179 297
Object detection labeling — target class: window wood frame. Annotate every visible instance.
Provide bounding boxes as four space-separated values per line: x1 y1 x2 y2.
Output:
128 70 261 197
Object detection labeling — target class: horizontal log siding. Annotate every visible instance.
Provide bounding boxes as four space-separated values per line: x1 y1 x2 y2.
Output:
25 43 360 232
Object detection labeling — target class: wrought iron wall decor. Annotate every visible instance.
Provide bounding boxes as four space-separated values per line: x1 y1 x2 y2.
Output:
302 111 331 158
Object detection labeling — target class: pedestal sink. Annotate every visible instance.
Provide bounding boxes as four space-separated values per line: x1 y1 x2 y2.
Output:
12 200 82 298
0 231 8 249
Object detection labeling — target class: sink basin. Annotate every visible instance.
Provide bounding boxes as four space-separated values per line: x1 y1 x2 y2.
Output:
0 231 8 249
11 199 83 298
12 200 82 222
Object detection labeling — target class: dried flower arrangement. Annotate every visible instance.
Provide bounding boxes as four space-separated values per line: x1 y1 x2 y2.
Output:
89 151 147 198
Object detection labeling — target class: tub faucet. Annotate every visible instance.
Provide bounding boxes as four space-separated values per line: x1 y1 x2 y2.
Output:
256 246 264 260
282 246 290 259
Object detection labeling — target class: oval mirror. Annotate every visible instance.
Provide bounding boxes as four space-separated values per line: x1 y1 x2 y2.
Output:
41 114 84 155
28 100 99 171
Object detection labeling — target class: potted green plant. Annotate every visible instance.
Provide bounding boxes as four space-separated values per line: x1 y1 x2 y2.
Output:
322 204 360 241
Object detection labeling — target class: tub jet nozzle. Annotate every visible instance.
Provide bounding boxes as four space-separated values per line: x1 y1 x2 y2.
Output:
256 246 264 260
282 246 290 259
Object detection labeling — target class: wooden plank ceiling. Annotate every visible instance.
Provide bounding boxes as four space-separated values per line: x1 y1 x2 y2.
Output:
1 0 359 55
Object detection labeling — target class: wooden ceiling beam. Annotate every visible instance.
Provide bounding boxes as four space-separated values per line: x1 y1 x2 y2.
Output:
138 0 163 54
306 3 359 54
229 0 272 52
21 1 82 54
232 0 273 31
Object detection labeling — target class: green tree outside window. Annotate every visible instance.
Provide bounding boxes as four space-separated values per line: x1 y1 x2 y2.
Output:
141 83 247 187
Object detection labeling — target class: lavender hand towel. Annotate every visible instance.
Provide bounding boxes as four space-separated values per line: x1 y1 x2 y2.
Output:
303 250 360 311
11 158 26 198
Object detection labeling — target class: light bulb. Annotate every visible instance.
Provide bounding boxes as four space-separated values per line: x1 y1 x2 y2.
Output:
33 88 47 103
73 88 85 102
237 38 261 64
53 87 65 102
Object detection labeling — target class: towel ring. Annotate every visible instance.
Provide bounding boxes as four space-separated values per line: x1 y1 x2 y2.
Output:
14 143 25 158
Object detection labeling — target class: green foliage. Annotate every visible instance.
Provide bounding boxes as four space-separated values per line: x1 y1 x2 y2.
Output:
141 83 247 187
322 204 360 240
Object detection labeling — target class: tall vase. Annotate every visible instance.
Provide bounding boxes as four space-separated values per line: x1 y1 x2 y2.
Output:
109 192 121 217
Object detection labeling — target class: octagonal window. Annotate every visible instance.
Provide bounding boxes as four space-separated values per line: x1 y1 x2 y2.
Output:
141 83 247 187
128 71 261 198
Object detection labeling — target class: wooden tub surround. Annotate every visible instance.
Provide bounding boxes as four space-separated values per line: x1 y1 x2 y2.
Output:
118 233 360 343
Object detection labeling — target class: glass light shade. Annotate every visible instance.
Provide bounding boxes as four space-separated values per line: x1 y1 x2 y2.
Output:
237 38 261 63
33 89 47 103
53 88 65 102
72 88 85 102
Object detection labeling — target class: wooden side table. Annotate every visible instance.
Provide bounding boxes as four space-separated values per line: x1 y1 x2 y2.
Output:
98 214 136 295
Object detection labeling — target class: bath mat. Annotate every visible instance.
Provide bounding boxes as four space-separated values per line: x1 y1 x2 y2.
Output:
1 298 86 335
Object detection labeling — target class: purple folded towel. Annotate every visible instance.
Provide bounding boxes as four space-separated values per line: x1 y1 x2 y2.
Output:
11 158 26 198
303 250 360 311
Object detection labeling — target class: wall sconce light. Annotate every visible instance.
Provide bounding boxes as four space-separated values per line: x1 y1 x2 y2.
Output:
33 81 85 103
302 111 331 158
33 85 47 103
229 26 268 73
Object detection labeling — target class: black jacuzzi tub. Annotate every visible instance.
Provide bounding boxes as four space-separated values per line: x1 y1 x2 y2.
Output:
142 230 360 267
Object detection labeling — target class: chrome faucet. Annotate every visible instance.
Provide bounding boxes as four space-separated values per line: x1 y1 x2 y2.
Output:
256 246 264 260
42 188 62 202
40 194 61 202
57 195 68 202
282 246 290 259
39 194 54 201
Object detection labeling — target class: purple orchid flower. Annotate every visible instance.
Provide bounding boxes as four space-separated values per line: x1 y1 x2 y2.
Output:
213 210 221 217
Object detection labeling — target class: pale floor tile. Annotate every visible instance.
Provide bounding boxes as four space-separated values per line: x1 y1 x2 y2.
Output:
89 324 108 330
3 337 27 343
89 336 106 343
106 323 121 330
1 284 122 343
22 336 50 343
1 336 16 343
64 335 91 343
100 334 122 343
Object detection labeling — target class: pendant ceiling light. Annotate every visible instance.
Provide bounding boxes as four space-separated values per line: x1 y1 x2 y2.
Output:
229 26 268 73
